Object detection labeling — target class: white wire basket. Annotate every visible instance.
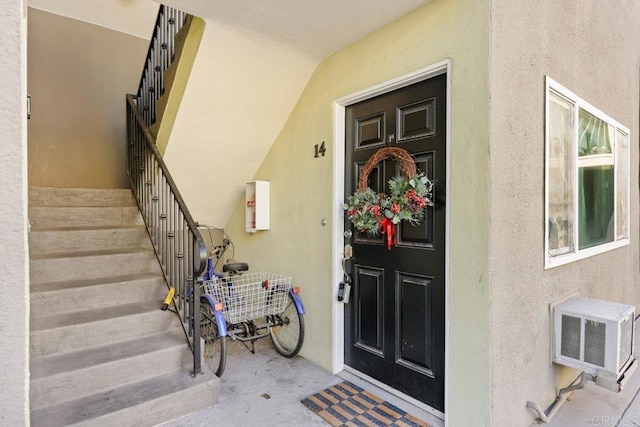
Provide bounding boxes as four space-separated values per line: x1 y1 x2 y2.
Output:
203 272 292 324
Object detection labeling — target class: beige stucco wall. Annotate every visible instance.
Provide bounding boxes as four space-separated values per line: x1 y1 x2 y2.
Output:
28 9 148 189
0 0 29 425
489 2 640 425
224 0 492 424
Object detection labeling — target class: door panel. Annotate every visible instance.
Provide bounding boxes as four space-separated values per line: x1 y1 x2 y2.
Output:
356 112 387 149
397 98 436 142
396 272 433 376
344 73 446 412
354 265 385 356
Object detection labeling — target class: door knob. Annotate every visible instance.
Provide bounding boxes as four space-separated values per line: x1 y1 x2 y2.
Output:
344 230 352 238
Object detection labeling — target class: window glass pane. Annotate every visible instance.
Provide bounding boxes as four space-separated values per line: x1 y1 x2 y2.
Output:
578 109 612 157
616 130 629 240
577 109 615 250
578 166 614 249
548 93 574 256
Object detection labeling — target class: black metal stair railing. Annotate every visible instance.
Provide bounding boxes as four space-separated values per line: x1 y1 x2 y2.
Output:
136 5 189 127
128 5 206 376
126 94 207 376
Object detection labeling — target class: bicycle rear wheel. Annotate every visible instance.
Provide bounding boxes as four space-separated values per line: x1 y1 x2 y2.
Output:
200 302 226 377
269 293 304 357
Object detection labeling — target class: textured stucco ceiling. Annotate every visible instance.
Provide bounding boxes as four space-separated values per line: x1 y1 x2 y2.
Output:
161 0 432 60
28 0 159 39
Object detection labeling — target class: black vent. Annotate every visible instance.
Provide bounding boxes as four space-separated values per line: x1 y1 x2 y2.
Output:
584 320 606 367
561 315 581 359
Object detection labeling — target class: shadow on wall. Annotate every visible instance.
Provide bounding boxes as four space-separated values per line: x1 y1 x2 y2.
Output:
27 8 149 189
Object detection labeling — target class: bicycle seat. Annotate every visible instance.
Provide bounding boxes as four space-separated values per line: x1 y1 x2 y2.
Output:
223 262 249 273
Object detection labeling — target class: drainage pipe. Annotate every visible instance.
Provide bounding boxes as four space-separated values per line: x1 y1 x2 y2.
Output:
526 373 595 423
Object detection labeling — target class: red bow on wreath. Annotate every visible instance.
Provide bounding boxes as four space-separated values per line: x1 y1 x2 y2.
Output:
379 218 396 250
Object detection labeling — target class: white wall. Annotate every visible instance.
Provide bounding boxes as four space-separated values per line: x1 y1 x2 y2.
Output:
0 1 29 425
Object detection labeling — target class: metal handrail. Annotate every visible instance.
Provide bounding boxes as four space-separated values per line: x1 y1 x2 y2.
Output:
136 5 188 127
126 93 207 376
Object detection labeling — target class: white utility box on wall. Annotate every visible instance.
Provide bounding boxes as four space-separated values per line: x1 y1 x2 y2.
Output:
553 296 636 390
246 181 270 233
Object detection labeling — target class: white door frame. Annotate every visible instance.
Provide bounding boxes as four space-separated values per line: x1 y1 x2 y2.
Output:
331 59 452 421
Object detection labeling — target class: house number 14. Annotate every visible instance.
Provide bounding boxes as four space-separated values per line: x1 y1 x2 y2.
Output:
314 141 327 158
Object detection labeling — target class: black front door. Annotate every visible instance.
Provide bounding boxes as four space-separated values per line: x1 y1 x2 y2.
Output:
344 74 446 412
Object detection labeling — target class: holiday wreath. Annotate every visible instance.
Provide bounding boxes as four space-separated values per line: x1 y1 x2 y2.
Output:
343 147 434 249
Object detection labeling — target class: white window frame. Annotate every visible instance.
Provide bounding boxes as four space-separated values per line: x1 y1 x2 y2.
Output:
545 76 630 269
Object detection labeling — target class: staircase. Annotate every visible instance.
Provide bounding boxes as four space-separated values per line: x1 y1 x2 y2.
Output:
28 187 218 426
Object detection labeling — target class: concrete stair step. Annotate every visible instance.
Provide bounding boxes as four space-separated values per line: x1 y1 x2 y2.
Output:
31 329 190 409
29 187 136 207
30 300 177 357
31 273 166 317
29 206 143 228
29 224 150 254
30 248 159 285
30 367 218 427
27 187 218 426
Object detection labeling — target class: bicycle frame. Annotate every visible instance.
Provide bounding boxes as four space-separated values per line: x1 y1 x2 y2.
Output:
200 294 228 337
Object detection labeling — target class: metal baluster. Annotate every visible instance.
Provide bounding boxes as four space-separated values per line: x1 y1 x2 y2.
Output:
135 127 140 199
142 60 148 123
162 175 167 268
141 142 146 223
152 158 158 247
166 10 173 68
143 59 149 122
160 10 166 92
145 145 151 225
177 198 184 318
173 196 180 319
189 231 200 375
140 131 144 206
169 193 176 314
151 37 158 124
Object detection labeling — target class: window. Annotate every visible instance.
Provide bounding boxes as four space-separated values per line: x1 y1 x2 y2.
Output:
545 77 630 268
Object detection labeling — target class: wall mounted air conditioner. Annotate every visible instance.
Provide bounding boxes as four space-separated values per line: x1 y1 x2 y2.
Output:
553 296 636 391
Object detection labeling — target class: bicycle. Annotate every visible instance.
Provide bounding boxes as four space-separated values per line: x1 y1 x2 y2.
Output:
196 227 305 377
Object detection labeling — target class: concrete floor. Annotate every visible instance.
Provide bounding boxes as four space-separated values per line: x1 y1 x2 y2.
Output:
160 337 442 426
162 320 640 427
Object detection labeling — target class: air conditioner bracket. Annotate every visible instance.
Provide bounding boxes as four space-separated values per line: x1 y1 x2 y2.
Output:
596 358 638 392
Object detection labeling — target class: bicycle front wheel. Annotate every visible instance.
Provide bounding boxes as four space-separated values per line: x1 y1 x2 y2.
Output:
270 293 304 357
201 302 226 377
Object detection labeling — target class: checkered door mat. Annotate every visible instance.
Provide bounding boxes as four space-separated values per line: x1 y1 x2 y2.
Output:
301 381 430 426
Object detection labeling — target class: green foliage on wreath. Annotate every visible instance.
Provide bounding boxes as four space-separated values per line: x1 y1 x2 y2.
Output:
343 173 433 236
